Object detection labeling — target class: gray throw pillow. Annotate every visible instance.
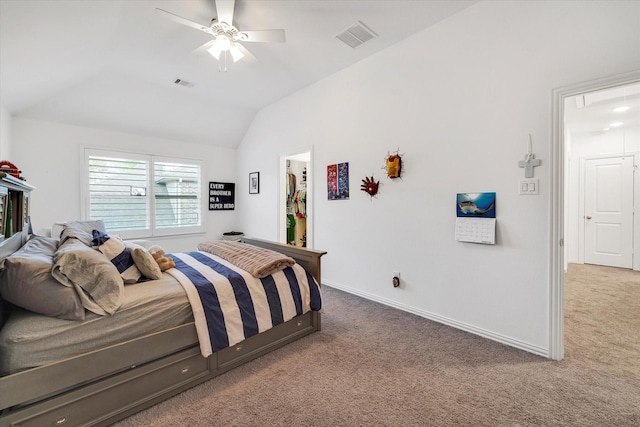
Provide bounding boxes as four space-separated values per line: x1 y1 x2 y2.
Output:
0 236 85 320
52 238 124 316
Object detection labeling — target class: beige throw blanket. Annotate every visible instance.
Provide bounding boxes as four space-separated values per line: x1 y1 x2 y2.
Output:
197 240 296 278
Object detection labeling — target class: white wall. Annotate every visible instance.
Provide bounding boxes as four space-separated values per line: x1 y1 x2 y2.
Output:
12 117 237 252
236 0 640 357
0 103 11 159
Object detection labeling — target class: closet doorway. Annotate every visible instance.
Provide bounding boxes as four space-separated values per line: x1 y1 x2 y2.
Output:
279 149 313 249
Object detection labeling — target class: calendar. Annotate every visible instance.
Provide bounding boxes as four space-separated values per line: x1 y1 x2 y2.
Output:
454 217 496 244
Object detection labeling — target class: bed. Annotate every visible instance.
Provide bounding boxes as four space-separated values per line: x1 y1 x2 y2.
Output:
0 226 325 427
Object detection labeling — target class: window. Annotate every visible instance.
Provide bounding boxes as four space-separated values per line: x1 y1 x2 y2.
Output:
83 149 203 238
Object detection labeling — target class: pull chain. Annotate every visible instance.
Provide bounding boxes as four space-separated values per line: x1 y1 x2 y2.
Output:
217 51 229 73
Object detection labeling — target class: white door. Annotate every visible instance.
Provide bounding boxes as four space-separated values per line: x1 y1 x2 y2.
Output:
584 155 634 268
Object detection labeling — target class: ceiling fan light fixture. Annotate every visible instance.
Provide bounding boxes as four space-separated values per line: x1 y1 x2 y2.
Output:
208 34 233 60
230 44 244 62
157 2 285 70
207 44 223 60
215 34 232 51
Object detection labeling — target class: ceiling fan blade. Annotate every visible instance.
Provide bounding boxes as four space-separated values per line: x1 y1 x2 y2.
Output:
240 29 286 43
156 8 212 35
237 44 259 66
191 40 216 56
215 0 236 27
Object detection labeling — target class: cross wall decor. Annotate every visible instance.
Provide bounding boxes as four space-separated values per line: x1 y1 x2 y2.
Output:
518 135 541 178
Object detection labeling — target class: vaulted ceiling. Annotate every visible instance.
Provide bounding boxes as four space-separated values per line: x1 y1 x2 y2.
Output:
0 0 477 148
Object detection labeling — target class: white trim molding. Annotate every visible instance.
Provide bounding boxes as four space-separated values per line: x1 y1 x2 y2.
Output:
323 279 549 358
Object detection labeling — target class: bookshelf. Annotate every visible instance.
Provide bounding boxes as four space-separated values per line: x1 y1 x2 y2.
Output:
0 173 35 240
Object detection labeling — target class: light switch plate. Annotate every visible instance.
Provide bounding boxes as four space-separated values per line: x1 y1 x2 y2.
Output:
519 179 539 195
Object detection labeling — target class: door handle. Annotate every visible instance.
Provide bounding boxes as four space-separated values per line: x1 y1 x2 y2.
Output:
585 216 592 220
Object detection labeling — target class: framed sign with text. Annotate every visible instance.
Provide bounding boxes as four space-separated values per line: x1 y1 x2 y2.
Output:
209 182 235 210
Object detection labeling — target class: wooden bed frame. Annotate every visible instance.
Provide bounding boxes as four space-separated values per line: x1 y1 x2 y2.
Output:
0 236 326 427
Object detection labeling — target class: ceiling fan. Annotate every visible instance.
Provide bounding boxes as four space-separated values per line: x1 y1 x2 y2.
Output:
156 0 285 71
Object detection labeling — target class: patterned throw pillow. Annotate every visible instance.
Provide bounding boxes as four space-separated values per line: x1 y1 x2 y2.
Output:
91 230 141 284
125 241 163 280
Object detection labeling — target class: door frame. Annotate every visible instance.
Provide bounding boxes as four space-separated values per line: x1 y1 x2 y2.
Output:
278 146 314 249
550 70 640 360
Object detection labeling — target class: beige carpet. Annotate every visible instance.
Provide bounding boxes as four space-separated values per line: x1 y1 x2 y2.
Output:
564 263 640 379
114 265 640 426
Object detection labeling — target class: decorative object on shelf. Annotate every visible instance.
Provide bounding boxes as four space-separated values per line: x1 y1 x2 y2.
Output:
327 162 349 200
360 176 380 197
383 149 403 179
249 172 260 194
518 134 541 178
0 161 22 179
222 231 244 241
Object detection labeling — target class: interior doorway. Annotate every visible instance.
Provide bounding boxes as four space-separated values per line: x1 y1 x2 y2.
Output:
550 71 640 360
564 82 639 270
278 148 313 249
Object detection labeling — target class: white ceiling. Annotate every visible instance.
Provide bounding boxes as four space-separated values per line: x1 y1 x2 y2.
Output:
565 82 640 136
0 0 477 148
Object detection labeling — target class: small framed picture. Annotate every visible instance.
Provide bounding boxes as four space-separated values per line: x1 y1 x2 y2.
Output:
249 172 260 194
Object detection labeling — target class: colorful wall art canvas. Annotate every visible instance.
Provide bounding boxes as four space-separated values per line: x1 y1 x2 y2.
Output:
456 192 496 218
327 162 349 200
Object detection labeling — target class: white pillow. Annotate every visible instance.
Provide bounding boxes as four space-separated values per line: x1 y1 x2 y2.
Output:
51 220 106 241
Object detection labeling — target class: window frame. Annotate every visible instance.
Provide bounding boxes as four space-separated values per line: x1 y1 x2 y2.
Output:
81 148 205 239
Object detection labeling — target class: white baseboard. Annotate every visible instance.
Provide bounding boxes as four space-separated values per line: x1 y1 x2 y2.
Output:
322 279 550 359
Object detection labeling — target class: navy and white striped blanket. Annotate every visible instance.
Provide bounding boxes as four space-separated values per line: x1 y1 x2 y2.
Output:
166 251 322 357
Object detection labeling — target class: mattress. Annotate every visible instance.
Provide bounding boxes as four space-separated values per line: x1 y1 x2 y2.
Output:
0 273 193 376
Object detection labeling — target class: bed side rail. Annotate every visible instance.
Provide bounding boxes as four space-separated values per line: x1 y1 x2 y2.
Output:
0 323 198 410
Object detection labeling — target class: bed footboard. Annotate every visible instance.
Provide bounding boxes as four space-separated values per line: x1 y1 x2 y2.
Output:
240 237 327 285
240 237 326 332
